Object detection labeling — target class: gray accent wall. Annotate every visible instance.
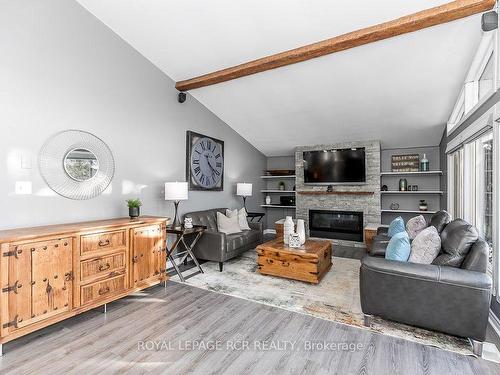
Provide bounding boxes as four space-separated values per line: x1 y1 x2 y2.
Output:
295 140 381 247
0 0 266 229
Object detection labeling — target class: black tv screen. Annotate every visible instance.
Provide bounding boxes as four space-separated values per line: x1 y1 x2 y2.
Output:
303 148 366 185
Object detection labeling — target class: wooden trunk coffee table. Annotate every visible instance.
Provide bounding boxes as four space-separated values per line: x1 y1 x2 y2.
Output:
256 238 332 284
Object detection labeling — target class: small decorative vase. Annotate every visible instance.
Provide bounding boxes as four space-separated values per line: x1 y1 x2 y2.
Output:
412 185 418 191
283 216 294 245
420 154 429 172
265 195 271 205
398 178 408 192
297 219 306 245
390 202 400 210
184 217 193 229
289 233 301 248
129 206 140 219
279 181 286 191
419 200 428 211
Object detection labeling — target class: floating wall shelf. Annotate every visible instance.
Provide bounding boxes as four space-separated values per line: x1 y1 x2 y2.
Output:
381 209 437 214
261 205 296 209
261 190 296 193
381 191 443 195
298 191 374 196
380 171 443 176
260 175 296 179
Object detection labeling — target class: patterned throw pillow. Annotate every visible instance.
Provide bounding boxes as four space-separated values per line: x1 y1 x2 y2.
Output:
385 231 411 262
408 226 441 264
406 215 427 240
388 216 405 237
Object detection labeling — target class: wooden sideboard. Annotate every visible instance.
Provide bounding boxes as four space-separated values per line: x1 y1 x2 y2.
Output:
0 216 169 351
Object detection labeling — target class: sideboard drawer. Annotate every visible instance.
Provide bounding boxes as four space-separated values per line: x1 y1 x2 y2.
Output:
80 230 126 255
80 252 126 283
80 273 126 305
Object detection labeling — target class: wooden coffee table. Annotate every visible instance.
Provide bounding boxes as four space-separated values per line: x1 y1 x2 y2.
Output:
256 238 332 284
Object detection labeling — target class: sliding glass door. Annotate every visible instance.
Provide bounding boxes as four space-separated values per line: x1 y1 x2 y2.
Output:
448 132 494 277
469 132 494 275
448 149 464 219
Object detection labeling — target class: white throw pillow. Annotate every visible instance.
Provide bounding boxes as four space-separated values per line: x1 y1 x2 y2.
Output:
406 215 427 240
408 226 441 264
226 209 238 218
226 208 251 231
217 211 242 235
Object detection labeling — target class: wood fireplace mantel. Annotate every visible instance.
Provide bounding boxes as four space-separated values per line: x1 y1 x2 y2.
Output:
297 191 375 196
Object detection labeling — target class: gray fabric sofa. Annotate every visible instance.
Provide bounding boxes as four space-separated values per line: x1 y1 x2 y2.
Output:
360 211 492 356
183 208 263 271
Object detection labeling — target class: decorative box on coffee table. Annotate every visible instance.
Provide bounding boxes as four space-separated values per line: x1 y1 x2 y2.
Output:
256 238 332 284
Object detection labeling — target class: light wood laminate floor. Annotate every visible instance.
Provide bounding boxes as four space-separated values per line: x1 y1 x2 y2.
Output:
0 282 499 375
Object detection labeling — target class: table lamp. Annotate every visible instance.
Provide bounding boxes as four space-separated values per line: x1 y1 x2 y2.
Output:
236 183 252 210
165 182 188 228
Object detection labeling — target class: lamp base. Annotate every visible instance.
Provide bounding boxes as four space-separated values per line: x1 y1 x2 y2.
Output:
172 201 181 228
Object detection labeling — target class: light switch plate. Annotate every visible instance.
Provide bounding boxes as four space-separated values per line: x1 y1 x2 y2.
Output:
21 154 32 169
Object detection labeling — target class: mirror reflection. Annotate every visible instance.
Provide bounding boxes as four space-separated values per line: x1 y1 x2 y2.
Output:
64 148 99 181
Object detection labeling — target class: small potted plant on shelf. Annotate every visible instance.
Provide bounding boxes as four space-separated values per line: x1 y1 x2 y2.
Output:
126 198 142 219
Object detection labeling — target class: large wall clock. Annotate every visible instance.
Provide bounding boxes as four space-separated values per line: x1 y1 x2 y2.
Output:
186 131 224 191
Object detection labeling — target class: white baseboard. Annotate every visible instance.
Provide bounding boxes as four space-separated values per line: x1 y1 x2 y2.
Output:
263 229 276 235
489 309 500 340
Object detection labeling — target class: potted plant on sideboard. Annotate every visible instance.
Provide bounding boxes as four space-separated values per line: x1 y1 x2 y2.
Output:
126 198 142 219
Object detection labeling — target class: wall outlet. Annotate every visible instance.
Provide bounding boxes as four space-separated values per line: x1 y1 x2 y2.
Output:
15 181 32 195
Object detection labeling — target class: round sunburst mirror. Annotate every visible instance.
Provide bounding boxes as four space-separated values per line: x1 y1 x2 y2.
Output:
39 130 115 200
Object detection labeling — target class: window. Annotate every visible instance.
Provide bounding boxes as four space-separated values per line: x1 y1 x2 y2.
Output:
448 149 464 218
451 132 494 275
472 132 494 272
479 54 494 100
447 33 495 134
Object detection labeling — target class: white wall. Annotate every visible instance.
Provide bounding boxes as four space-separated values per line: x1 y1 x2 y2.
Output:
0 0 266 229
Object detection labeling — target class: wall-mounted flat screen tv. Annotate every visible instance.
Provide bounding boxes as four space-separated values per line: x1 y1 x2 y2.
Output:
303 148 366 185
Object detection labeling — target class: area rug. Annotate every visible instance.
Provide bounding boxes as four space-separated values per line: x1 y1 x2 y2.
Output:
170 249 489 357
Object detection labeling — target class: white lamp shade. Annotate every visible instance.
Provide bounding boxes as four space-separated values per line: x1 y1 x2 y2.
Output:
164 182 188 201
237 183 252 197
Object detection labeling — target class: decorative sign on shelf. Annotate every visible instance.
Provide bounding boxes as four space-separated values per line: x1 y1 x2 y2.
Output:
391 154 419 172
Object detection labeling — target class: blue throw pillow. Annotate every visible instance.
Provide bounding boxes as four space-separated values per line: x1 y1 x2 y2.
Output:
388 216 405 237
385 231 411 262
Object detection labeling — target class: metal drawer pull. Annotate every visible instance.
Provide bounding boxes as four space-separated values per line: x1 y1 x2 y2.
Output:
98 286 110 295
98 263 111 271
98 239 110 247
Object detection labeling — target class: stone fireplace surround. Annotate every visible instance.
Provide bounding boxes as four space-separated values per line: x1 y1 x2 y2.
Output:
295 140 381 247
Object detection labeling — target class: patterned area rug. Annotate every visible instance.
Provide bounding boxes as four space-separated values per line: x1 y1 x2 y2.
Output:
170 249 483 357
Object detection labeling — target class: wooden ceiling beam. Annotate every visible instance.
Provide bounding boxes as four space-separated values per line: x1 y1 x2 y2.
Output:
175 0 495 91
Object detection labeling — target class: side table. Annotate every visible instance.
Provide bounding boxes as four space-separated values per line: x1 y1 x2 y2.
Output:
247 212 265 222
166 225 206 282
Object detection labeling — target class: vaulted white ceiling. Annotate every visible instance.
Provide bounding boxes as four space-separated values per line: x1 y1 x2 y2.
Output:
76 0 484 156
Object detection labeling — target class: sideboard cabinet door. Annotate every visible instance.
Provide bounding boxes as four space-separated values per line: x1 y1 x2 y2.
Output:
131 225 166 287
1 238 73 334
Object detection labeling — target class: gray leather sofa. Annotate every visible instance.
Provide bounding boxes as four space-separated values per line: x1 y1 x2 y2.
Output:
183 208 263 271
360 211 492 356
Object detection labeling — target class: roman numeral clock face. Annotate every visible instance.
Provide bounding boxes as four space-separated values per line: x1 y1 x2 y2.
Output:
190 137 224 189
